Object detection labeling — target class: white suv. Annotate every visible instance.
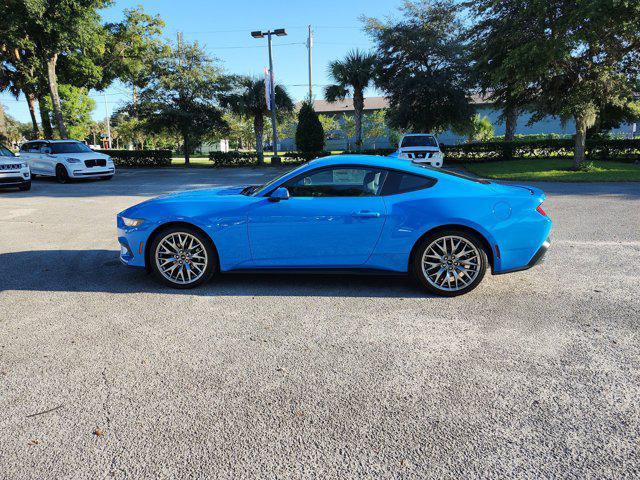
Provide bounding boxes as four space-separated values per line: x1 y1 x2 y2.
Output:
19 140 115 183
396 134 444 167
0 144 31 191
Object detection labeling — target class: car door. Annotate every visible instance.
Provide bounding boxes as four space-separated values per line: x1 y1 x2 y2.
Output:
247 166 388 267
18 142 37 171
38 142 56 175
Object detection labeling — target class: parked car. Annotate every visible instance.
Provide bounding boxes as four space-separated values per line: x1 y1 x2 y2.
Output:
393 133 444 167
117 155 551 296
0 144 31 191
18 139 115 183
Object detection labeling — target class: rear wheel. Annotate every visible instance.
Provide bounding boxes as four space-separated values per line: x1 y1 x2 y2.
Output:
55 164 69 184
413 230 488 296
149 226 216 289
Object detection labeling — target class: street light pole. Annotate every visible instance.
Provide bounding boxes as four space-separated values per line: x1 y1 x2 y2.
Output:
252 28 287 165
266 32 280 163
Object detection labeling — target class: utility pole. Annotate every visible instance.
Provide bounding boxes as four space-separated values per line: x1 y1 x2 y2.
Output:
103 91 111 149
252 28 287 164
307 25 313 100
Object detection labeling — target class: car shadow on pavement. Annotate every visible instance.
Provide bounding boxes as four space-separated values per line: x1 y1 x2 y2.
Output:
0 249 429 298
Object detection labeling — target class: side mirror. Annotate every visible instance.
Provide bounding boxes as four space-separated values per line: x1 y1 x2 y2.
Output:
269 187 290 202
42 147 52 155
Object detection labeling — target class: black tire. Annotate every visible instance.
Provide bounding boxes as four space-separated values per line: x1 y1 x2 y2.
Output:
149 225 217 289
30 173 37 179
100 175 113 181
18 181 32 191
412 229 488 297
55 164 69 184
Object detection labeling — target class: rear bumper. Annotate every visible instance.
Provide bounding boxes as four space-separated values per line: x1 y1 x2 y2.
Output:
495 238 550 275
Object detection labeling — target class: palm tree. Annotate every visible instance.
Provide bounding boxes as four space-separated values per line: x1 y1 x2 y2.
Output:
222 76 293 164
324 50 376 151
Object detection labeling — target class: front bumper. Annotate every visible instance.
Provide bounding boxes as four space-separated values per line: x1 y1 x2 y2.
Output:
70 166 115 177
117 215 150 268
0 169 30 187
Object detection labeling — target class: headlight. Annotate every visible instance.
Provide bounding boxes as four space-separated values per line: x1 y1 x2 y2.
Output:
122 217 144 227
66 157 81 163
106 156 113 163
21 162 28 168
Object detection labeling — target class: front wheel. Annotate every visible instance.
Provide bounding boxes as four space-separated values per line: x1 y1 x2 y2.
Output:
55 164 69 184
413 230 488 296
100 175 113 181
149 226 216 289
18 181 32 191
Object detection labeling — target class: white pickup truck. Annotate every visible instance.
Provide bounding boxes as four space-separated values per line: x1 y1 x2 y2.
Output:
395 134 444 168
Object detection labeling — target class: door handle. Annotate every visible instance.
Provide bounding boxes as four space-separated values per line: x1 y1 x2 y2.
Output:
352 210 381 218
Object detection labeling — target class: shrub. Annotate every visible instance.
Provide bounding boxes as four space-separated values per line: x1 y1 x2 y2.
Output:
295 101 325 152
281 151 332 163
441 138 640 163
95 149 172 168
344 148 397 156
208 151 260 167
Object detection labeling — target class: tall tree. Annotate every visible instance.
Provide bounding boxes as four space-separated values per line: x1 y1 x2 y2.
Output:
44 85 95 140
136 40 229 165
324 50 376 151
364 0 473 135
468 0 538 141
471 0 640 168
222 76 293 164
0 0 110 139
104 6 166 115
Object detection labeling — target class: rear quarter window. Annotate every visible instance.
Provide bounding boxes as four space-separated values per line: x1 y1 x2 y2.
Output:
381 171 436 195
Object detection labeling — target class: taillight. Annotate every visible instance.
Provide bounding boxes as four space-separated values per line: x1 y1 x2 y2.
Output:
536 204 547 217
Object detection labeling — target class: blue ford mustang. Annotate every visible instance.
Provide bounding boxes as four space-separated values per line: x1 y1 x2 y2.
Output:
117 155 551 296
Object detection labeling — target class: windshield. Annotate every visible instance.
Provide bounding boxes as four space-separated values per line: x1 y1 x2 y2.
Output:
50 142 93 154
0 146 15 157
250 164 308 196
401 135 438 148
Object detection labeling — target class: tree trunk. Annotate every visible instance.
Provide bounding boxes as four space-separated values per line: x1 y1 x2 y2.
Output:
353 89 364 151
45 53 68 139
37 95 54 139
504 105 517 141
132 84 138 117
573 115 588 169
183 134 190 166
24 91 40 137
254 115 264 165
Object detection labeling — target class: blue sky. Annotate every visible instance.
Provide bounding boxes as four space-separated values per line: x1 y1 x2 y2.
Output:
2 0 399 124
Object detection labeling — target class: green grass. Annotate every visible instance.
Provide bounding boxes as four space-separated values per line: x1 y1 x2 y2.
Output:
464 159 640 182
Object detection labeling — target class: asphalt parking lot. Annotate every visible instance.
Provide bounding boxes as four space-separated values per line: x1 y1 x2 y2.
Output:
1 168 639 479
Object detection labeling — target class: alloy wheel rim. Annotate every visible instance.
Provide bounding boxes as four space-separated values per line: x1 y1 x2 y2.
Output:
155 232 208 285
421 235 480 292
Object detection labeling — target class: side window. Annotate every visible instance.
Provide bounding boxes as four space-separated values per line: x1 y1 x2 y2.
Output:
28 142 43 153
19 143 32 152
381 171 436 195
284 167 387 197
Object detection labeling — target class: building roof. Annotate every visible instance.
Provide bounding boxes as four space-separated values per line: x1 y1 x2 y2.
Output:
305 94 492 113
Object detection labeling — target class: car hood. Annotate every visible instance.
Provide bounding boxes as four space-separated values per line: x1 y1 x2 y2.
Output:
399 146 441 152
156 185 248 201
0 156 21 165
53 151 110 159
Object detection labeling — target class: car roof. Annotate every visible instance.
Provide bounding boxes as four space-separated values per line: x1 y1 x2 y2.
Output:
307 154 443 177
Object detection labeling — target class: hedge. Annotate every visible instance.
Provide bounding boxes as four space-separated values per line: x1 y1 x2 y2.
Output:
441 138 640 163
281 151 332 163
95 149 172 168
208 151 260 167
